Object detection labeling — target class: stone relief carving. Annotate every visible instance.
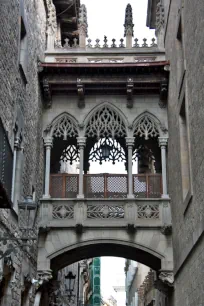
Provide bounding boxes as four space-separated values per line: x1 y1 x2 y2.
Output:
137 204 160 219
52 205 74 220
87 204 125 219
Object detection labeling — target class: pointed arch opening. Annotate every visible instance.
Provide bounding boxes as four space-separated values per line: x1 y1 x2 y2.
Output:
45 113 80 198
132 112 165 198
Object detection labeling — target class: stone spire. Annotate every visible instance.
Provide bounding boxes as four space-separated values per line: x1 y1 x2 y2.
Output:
155 0 165 48
46 0 57 50
78 4 88 48
124 4 134 48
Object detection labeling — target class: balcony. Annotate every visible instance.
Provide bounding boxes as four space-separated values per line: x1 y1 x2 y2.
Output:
50 173 162 199
40 173 171 229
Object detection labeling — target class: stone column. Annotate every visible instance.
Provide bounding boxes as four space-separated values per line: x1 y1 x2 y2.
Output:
43 137 53 199
78 4 88 48
159 137 169 198
126 137 135 199
77 137 86 198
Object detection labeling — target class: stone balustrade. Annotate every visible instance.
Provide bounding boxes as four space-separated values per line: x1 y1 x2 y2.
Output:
39 198 171 229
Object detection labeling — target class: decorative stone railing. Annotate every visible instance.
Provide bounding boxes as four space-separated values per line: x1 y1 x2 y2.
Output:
39 198 171 229
50 173 162 199
55 37 157 50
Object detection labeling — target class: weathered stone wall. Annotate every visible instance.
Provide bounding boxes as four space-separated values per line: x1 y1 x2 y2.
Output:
0 0 46 304
165 0 204 305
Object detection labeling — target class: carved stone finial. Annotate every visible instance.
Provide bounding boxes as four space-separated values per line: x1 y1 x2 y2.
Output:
103 36 108 48
119 38 125 48
133 38 139 48
78 4 88 37
87 38 92 48
156 1 165 35
111 39 117 48
124 4 134 37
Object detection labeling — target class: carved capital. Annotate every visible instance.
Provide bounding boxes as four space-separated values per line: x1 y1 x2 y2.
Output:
77 137 86 148
44 136 53 148
125 137 135 147
158 137 168 148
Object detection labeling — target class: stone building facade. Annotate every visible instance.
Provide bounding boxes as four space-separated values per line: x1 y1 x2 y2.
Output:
147 0 204 305
0 0 46 305
0 0 204 305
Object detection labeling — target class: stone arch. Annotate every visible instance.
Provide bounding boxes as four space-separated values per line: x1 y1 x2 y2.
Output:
37 226 173 273
44 112 79 140
83 102 129 138
132 111 168 140
48 239 164 272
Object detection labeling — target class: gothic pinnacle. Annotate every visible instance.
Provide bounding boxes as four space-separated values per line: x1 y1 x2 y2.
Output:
124 3 134 37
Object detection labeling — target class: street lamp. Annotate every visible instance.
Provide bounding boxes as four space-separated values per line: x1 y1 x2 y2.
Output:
101 139 112 160
65 271 76 302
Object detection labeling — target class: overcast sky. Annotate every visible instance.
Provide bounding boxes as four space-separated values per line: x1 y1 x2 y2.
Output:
80 1 153 305
81 0 155 46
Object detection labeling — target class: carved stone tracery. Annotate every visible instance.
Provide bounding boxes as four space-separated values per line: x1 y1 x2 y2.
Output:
137 204 159 219
87 204 125 219
133 115 160 140
52 204 74 219
85 106 127 139
89 138 126 164
51 115 78 140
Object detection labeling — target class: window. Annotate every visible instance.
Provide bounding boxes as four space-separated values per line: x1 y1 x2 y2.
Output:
176 10 185 91
19 1 28 81
179 98 190 201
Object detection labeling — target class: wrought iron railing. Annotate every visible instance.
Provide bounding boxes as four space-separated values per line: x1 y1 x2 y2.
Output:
50 173 162 199
0 119 13 202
